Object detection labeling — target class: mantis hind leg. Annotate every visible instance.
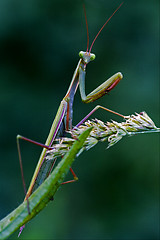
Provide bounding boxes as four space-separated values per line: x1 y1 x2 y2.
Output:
17 135 78 210
61 167 78 185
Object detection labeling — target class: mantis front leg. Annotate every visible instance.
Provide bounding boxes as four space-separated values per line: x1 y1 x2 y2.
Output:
79 63 123 104
78 51 123 104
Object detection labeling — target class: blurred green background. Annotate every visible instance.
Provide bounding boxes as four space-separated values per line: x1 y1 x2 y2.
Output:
0 0 159 239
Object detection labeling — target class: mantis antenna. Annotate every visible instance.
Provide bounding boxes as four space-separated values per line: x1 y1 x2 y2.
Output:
83 4 90 52
88 2 124 53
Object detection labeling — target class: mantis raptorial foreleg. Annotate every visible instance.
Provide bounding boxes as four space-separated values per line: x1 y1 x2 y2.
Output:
78 58 123 104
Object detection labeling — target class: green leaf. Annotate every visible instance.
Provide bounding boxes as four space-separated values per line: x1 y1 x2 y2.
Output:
0 127 93 240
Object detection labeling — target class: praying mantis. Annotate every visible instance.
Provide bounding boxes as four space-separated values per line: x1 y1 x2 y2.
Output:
17 2 124 236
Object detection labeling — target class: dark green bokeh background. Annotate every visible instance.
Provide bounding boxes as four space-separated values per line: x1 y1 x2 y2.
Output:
0 0 159 239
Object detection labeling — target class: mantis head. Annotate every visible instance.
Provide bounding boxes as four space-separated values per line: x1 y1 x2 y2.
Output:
79 51 95 64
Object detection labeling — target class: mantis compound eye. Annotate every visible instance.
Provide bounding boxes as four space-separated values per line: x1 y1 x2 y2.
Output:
79 51 84 58
90 53 96 61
